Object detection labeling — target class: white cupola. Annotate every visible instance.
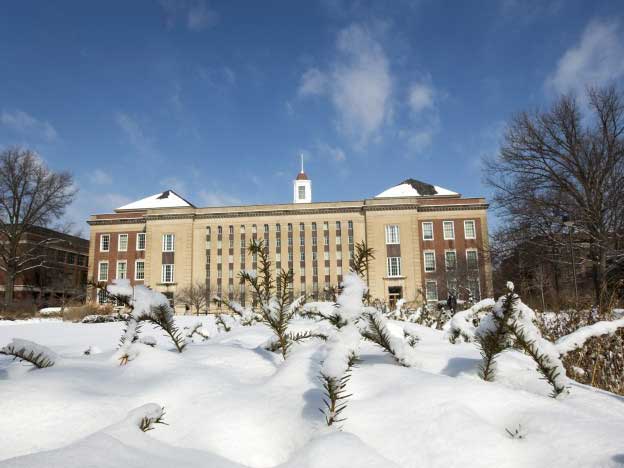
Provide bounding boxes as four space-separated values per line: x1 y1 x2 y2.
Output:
293 154 311 204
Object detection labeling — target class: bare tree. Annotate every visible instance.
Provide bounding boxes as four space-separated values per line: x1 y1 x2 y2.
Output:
177 281 209 315
0 148 76 307
485 86 624 309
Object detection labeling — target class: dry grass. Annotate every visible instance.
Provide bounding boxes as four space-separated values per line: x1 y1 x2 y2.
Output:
61 303 115 322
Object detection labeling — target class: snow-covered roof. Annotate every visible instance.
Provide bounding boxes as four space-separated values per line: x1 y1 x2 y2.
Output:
375 179 458 198
116 190 195 211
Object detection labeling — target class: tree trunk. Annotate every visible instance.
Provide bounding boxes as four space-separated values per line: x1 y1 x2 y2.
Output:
4 267 16 307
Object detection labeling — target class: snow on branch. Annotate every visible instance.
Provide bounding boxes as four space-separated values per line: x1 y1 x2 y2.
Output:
447 298 495 343
555 318 624 355
0 338 57 368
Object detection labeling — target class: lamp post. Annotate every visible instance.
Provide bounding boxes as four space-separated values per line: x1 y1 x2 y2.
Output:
563 218 579 309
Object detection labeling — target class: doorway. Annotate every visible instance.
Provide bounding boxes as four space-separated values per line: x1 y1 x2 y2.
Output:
388 286 403 310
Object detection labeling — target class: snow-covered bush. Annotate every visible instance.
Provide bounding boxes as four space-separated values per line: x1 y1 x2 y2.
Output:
446 299 495 343
104 280 187 362
0 338 57 368
224 240 322 359
475 283 568 398
361 310 419 367
184 322 210 341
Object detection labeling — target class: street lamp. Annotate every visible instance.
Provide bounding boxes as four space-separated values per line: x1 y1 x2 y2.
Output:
562 217 579 309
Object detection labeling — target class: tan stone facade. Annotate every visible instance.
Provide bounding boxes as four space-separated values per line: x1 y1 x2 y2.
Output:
88 191 492 313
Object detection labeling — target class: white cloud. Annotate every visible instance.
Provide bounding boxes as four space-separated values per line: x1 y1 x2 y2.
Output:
298 68 327 96
114 112 158 158
316 142 347 162
197 190 241 206
89 169 113 185
546 19 624 96
0 110 58 141
299 23 392 146
408 82 434 113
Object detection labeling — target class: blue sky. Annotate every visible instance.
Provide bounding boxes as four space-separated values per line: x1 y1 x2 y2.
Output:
1 0 623 235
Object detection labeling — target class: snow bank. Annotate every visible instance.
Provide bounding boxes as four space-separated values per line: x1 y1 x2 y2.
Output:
555 318 624 355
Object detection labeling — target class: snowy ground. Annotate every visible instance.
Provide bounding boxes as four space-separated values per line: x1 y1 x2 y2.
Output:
1 316 623 468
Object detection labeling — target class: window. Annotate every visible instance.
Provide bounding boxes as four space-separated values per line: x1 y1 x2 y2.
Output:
422 222 433 240
426 281 438 301
67 253 75 264
288 251 293 262
324 251 330 261
276 237 281 248
300 251 305 262
324 266 330 275
100 234 110 252
312 251 318 261
228 255 233 264
348 235 353 245
217 254 222 263
336 250 342 260
118 234 128 252
241 239 246 249
288 236 293 247
300 235 305 247
312 222 317 231
264 224 269 234
96 261 109 282
312 236 317 246
464 220 476 239
230 225 235 236
135 260 145 280
443 221 455 240
385 225 400 244
324 234 329 245
288 223 292 232
445 250 457 270
336 221 341 230
468 278 481 301
313 266 318 276
298 185 306 200
252 224 257 234
387 257 402 277
116 261 127 279
240 225 246 234
336 235 341 245
424 251 436 272
137 233 146 250
466 250 479 270
276 253 281 262
161 264 174 283
299 223 304 231
217 226 223 236
323 222 328 231
348 221 353 230
162 234 175 252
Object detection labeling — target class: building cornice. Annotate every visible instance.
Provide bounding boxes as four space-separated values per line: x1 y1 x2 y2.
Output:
88 201 489 226
87 218 147 226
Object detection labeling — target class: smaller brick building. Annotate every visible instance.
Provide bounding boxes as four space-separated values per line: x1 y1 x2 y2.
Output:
0 226 89 306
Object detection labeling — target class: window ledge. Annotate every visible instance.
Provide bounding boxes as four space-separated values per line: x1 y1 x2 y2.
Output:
383 276 406 280
157 282 177 286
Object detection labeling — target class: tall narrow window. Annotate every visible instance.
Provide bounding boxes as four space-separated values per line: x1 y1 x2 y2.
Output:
100 234 110 252
386 257 402 277
298 186 306 200
422 222 433 241
443 221 455 240
426 281 438 301
135 260 145 280
445 250 457 270
385 225 400 244
118 234 128 252
116 260 127 279
466 249 479 270
98 261 109 281
136 233 146 251
424 251 436 272
162 234 175 252
464 220 476 239
161 264 175 283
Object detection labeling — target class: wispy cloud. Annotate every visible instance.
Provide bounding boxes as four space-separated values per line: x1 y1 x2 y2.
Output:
197 189 241 206
114 112 158 158
401 77 441 156
0 110 58 142
546 19 624 97
298 23 392 147
160 0 219 32
89 169 113 185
